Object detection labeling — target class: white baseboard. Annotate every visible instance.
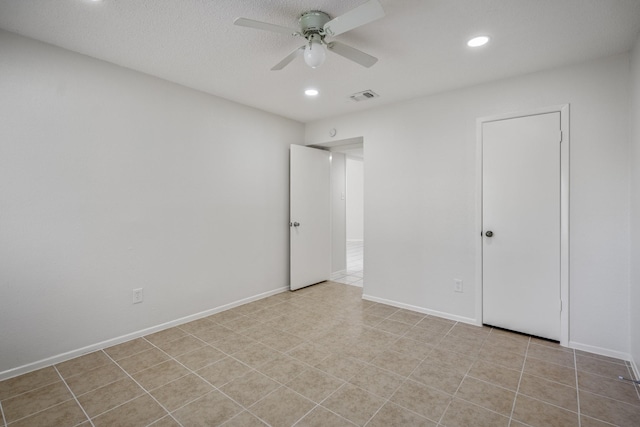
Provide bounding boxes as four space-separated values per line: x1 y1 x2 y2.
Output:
362 293 478 326
0 286 288 381
568 341 631 362
363 295 636 360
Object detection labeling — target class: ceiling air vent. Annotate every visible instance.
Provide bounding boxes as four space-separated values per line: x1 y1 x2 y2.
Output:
349 90 379 102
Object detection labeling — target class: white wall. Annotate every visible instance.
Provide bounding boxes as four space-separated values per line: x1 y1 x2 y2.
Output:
346 158 364 241
306 54 631 357
630 33 640 373
331 152 346 273
0 31 304 377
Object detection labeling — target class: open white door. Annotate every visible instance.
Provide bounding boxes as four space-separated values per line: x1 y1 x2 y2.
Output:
482 112 561 340
290 145 331 290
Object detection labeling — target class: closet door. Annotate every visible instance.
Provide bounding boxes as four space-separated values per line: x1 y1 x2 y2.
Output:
482 112 561 340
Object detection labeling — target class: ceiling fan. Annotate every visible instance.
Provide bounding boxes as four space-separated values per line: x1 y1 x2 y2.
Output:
234 0 385 70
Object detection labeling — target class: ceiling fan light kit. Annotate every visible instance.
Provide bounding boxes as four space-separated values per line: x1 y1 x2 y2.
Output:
233 0 385 70
304 34 326 68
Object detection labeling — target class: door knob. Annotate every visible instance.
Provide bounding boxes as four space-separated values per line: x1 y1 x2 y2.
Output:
485 230 493 237
293 222 300 227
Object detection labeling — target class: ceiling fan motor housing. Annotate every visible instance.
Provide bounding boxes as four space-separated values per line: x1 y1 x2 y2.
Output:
299 11 331 37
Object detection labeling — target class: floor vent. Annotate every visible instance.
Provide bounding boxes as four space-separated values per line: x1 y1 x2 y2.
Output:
349 90 379 102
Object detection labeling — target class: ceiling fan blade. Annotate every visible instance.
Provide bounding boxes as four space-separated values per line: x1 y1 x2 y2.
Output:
326 41 378 68
323 0 385 37
234 17 300 36
271 46 305 70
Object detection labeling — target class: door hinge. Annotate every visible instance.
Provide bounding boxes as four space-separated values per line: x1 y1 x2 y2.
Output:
560 300 563 312
559 130 563 143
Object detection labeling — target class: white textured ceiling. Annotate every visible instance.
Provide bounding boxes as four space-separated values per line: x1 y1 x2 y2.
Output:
1 0 639 123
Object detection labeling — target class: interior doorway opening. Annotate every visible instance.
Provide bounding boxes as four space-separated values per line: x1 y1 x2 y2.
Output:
342 156 364 286
310 137 364 288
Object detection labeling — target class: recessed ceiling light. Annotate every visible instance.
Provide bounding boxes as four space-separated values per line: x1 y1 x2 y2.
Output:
305 89 319 96
467 36 490 47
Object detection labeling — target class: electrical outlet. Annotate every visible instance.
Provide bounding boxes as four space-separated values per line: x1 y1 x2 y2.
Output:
133 288 143 304
454 279 463 293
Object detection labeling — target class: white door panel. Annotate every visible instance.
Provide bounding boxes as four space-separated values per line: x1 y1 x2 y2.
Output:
482 112 561 340
290 145 331 291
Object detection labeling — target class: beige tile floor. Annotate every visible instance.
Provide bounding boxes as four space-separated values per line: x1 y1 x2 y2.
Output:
1 282 639 427
330 241 364 287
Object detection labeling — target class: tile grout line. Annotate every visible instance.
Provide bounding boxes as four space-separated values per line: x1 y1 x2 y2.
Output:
278 338 378 423
292 355 379 426
252 358 357 426
289 386 361 427
139 331 321 427
288 403 321 427
139 335 262 425
0 399 6 427
291 400 357 427
217 411 250 427
436 323 495 426
580 415 619 427
374 331 617 425
364 323 458 426
518 366 577 388
65 349 190 421
0 378 62 403
505 388 582 414
313 379 375 426
100 349 185 427
4 399 87 427
53 365 96 427
359 373 407 426
506 335 530 427
27 315 243 421
1 377 94 426
238 379 310 425
574 349 582 427
371 313 464 423
434 321 466 426
572 364 640 408
451 394 521 422
527 353 640 408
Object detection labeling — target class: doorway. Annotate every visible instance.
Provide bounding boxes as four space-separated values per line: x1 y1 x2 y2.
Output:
344 156 364 286
477 105 569 345
309 138 365 288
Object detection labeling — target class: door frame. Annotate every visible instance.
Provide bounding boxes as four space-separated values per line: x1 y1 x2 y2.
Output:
475 104 570 346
